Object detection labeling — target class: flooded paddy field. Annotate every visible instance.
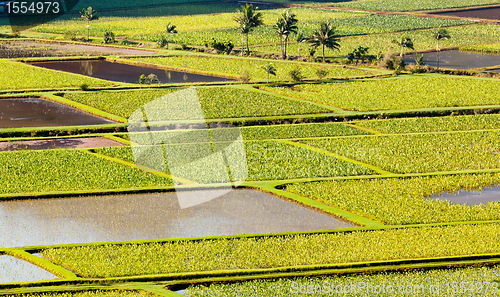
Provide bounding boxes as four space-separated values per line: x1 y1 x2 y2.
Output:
0 98 115 128
0 189 352 248
0 255 58 283
431 7 500 21
28 60 235 84
433 186 500 205
403 50 500 69
0 137 123 151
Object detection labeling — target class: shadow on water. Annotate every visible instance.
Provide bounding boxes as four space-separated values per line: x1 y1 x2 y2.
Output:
404 50 500 69
0 98 115 129
0 190 353 248
28 60 235 84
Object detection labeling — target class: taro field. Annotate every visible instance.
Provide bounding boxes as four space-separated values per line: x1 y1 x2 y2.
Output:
1 0 500 296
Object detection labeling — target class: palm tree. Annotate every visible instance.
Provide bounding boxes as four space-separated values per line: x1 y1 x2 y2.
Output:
295 31 307 59
165 22 177 49
307 21 340 62
233 4 263 56
80 7 98 42
392 35 414 57
261 62 277 83
275 10 298 59
434 26 451 70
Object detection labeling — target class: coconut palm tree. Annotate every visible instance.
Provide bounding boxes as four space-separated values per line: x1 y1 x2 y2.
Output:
233 3 263 56
261 62 277 83
275 10 298 59
295 31 307 59
392 35 414 57
434 26 451 70
80 7 98 42
307 21 340 62
165 22 177 49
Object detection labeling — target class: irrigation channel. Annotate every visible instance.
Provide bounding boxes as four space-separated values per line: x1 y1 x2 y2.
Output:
29 60 235 84
403 50 500 69
0 97 115 128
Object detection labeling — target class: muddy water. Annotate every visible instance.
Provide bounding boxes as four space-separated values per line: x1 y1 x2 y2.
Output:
29 60 234 84
0 98 115 128
0 190 352 248
0 255 58 283
433 186 500 205
0 137 123 151
431 7 500 20
403 50 500 69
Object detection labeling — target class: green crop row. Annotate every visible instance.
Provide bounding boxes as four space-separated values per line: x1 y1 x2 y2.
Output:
289 173 500 225
334 0 500 12
34 8 365 38
186 264 500 296
96 140 373 183
301 130 500 173
0 149 173 195
136 15 471 47
355 114 500 134
462 42 500 54
3 291 156 297
63 87 330 119
0 61 113 91
256 23 500 57
261 76 500 112
42 223 500 278
129 56 370 81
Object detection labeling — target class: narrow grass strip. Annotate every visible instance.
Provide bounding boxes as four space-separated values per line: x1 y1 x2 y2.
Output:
4 250 77 279
277 139 393 175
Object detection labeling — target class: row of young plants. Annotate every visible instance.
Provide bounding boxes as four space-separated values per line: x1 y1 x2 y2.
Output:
41 223 500 278
355 114 500 134
0 149 173 195
35 7 365 37
128 56 370 81
301 130 500 173
288 173 500 225
334 0 500 12
138 14 470 46
185 264 500 296
96 140 373 183
0 61 112 91
261 76 500 112
63 87 331 119
255 23 500 57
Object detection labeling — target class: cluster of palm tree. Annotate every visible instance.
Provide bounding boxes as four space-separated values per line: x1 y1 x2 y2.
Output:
234 4 340 62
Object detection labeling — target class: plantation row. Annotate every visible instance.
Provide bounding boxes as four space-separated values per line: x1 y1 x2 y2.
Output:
261 76 500 112
41 223 500 278
185 264 500 296
302 130 500 173
289 173 500 225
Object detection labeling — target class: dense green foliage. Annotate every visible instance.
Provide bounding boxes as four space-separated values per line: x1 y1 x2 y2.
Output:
129 56 369 81
241 123 369 140
261 77 500 111
462 42 500 54
302 130 500 173
0 61 112 90
97 140 373 182
289 173 500 225
0 150 172 194
64 87 330 119
335 0 500 12
186 265 500 296
256 24 500 57
42 223 500 277
356 114 500 134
